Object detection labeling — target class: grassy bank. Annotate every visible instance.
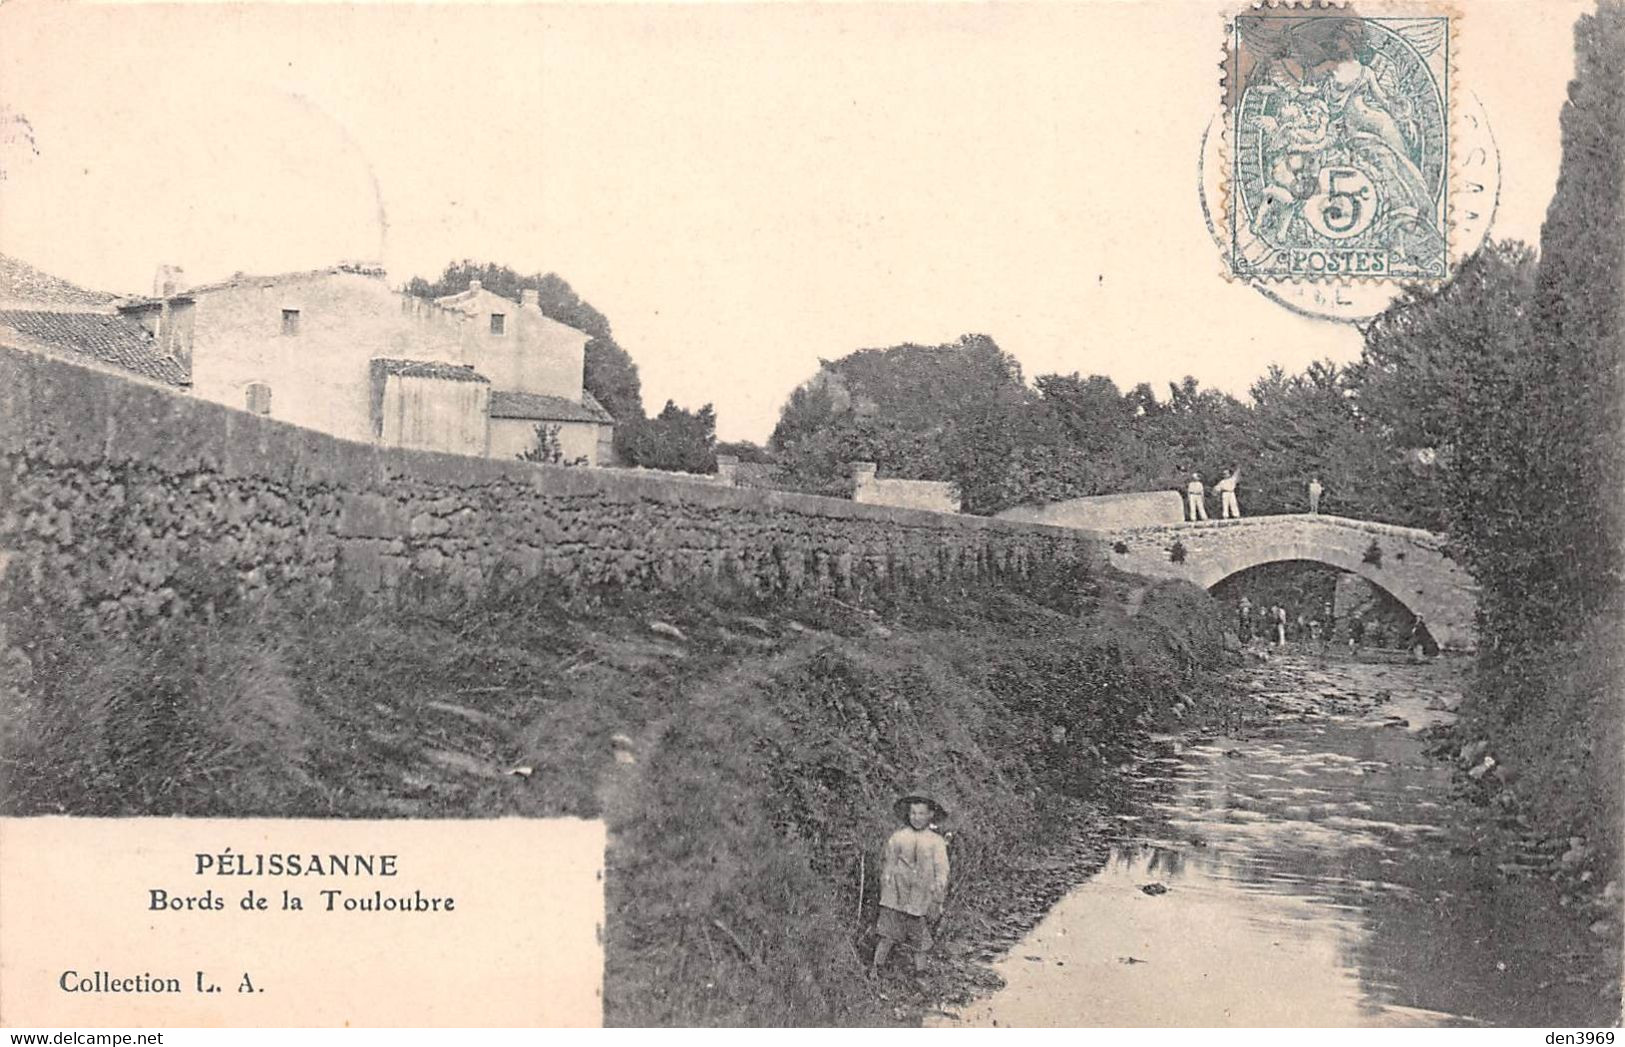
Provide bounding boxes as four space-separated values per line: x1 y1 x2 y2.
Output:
1448 608 1625 927
0 562 1229 1025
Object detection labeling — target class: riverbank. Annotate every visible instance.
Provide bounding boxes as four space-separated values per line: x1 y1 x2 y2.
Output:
1445 613 1624 963
933 651 1621 1027
1 559 1235 1026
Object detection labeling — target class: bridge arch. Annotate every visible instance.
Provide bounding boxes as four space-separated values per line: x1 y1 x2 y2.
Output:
1102 514 1479 651
1206 556 1440 648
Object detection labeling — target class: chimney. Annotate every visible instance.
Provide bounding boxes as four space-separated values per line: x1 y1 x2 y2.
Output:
521 288 539 308
715 454 739 486
468 279 482 293
153 264 186 297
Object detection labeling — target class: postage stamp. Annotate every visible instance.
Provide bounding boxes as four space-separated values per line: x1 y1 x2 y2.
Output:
1223 7 1452 282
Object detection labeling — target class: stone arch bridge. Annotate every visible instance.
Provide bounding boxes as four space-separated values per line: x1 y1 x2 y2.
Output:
1102 514 1479 651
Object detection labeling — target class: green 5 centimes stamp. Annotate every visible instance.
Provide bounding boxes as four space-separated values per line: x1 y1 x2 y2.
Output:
1225 8 1452 282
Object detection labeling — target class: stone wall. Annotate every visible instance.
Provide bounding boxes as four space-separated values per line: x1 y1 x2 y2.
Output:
995 491 1184 530
849 462 961 513
0 345 1104 629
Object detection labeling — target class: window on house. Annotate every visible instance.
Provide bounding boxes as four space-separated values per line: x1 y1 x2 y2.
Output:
281 309 301 335
490 313 506 335
246 382 272 416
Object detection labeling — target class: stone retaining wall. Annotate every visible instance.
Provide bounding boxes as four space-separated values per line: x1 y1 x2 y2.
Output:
0 345 1104 629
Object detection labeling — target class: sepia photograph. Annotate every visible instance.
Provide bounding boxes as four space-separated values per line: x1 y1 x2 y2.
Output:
0 0 1620 1030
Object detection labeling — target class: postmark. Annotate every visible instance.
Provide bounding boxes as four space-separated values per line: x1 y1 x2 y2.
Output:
1222 6 1453 284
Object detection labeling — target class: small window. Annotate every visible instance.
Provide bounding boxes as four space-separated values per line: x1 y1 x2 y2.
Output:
281 309 301 335
246 382 272 415
490 313 506 335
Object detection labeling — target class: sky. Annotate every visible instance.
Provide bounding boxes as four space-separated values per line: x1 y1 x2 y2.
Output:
0 0 1591 442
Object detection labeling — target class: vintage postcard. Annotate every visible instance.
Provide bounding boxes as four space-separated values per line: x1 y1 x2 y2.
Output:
0 0 1619 1031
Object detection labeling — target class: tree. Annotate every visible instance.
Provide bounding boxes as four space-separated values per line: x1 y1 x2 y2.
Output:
407 260 646 426
768 334 1045 511
714 440 773 464
1243 360 1402 522
1528 2 1625 630
1359 240 1547 637
619 401 718 474
1033 373 1133 457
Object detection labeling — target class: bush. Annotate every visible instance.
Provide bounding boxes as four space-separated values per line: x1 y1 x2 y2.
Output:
518 423 587 467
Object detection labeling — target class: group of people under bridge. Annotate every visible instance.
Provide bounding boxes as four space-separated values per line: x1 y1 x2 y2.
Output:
1237 595 1433 659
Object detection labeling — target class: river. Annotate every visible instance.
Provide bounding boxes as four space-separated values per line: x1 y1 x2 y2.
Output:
933 653 1615 1027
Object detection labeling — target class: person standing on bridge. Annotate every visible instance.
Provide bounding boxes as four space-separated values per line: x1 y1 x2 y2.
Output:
870 793 950 977
1307 476 1324 514
1218 467 1243 519
1186 472 1209 521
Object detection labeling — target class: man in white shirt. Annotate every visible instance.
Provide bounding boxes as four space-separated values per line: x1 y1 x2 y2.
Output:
1185 473 1209 521
1217 467 1242 519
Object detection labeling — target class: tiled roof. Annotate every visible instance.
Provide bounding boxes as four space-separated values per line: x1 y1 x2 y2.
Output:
582 391 615 422
121 262 388 305
370 358 490 383
0 309 189 385
0 254 119 308
489 389 615 424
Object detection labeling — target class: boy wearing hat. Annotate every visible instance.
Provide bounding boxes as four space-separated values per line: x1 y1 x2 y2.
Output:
870 794 950 976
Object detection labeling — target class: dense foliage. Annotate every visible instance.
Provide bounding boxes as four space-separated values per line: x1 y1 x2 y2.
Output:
766 333 1456 524
617 400 719 475
1395 3 1623 664
1437 3 1623 879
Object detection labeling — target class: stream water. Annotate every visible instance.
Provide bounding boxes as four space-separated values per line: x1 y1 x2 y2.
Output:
934 653 1613 1027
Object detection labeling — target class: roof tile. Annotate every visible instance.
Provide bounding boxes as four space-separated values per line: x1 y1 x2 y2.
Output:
0 254 118 308
489 389 615 424
370 358 490 383
0 309 189 385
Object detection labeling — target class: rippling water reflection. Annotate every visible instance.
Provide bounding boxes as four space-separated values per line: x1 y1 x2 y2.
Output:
938 655 1606 1027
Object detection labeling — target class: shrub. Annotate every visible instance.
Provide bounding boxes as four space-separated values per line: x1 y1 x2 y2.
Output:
519 423 587 467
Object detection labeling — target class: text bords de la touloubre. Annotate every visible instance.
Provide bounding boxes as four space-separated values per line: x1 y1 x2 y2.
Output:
150 849 457 915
